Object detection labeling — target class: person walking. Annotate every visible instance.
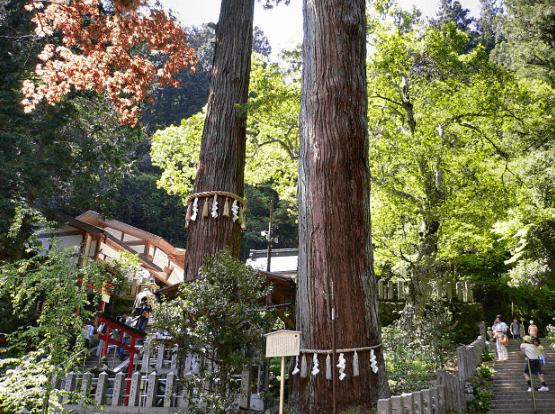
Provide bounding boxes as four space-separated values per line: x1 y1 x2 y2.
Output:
534 337 547 369
510 317 523 339
521 335 549 392
136 297 151 333
117 311 132 360
493 315 509 362
529 320 539 339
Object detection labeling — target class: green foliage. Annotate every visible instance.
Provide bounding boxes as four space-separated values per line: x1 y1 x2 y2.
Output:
467 361 495 413
382 303 456 394
481 349 495 363
475 363 495 380
0 212 139 413
467 389 494 413
151 53 299 206
154 249 275 413
367 12 548 313
492 0 555 86
151 53 300 249
0 0 142 260
108 171 189 247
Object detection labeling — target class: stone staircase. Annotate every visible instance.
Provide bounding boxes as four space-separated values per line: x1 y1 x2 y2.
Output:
490 338 555 414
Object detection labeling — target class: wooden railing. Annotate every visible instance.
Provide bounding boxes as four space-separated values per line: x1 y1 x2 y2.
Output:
377 322 487 414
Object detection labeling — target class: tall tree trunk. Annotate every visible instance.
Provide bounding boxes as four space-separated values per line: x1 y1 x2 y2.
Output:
183 0 254 279
409 216 440 316
290 0 388 412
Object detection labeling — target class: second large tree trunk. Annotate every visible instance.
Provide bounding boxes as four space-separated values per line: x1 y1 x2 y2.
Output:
183 0 254 279
289 0 388 412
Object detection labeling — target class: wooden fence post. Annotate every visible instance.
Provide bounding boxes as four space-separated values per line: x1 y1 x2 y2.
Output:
156 344 165 372
170 344 179 371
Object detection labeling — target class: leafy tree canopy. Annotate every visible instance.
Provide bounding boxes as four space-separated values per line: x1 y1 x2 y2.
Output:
366 15 548 312
492 0 555 86
22 0 197 126
0 207 139 412
0 0 142 260
154 249 274 413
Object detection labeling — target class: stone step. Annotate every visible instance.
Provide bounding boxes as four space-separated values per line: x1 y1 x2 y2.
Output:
490 339 555 414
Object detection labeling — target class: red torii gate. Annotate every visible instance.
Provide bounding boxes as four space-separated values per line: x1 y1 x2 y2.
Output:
96 312 145 403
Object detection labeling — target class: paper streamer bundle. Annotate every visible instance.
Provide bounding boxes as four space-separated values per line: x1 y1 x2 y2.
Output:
326 354 332 380
300 355 308 378
185 191 247 229
289 344 382 381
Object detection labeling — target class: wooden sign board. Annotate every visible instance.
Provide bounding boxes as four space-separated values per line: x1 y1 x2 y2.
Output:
265 330 302 358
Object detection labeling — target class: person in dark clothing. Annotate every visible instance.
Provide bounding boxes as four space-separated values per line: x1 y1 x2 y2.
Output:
117 311 132 360
136 297 151 333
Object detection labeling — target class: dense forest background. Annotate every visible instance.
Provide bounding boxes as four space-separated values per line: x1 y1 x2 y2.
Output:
2 0 555 327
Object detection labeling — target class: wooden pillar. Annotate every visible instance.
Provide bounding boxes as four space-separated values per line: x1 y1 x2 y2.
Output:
156 344 165 372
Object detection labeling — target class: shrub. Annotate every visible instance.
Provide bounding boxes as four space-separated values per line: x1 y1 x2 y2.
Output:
154 249 275 413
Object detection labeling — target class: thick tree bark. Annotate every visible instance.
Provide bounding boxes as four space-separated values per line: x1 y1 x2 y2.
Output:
290 0 388 412
183 0 254 279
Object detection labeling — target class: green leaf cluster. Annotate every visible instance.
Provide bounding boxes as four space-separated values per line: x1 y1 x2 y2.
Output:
366 13 553 311
0 212 139 412
154 249 274 413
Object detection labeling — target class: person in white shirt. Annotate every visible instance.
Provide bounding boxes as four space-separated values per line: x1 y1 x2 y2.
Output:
521 335 549 392
492 315 509 361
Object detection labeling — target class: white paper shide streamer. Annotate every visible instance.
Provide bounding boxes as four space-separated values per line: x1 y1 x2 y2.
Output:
300 355 308 378
337 353 346 380
211 194 218 218
190 197 199 221
292 356 300 375
370 349 379 373
311 354 320 376
326 354 332 380
232 200 240 222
